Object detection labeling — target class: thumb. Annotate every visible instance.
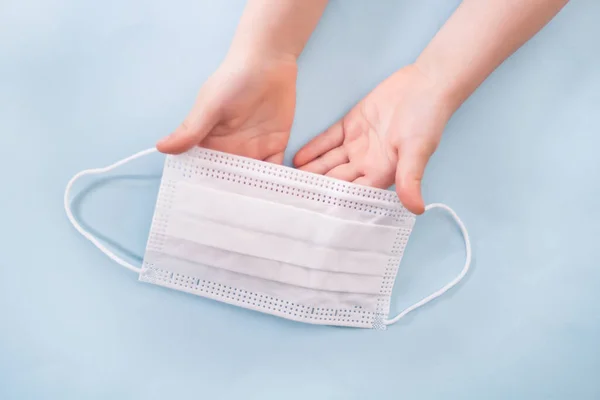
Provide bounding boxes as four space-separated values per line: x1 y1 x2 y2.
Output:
395 144 432 215
156 101 220 154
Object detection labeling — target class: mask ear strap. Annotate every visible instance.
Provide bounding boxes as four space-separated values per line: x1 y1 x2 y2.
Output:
384 203 472 325
63 148 158 274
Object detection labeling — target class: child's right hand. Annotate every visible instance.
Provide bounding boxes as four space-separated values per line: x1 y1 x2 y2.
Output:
293 64 454 214
157 52 297 165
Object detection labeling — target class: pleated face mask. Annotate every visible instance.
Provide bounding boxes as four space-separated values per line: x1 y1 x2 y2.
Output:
64 147 471 329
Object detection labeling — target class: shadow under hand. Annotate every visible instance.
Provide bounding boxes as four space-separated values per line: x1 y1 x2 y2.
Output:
70 174 162 264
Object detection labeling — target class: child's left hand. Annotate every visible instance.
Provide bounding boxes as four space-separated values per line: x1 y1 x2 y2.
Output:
293 64 455 214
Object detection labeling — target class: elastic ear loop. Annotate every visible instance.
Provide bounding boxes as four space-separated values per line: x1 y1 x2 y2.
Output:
63 148 158 274
383 203 472 325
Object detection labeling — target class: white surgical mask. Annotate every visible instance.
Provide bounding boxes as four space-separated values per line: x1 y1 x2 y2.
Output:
64 147 471 329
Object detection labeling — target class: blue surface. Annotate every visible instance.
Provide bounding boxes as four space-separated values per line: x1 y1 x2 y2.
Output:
1 0 599 398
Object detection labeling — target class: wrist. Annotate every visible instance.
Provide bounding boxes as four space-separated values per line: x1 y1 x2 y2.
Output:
224 42 298 70
403 63 460 123
227 23 301 65
413 56 469 116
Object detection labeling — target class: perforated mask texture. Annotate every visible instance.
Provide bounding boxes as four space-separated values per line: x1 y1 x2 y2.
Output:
139 148 415 329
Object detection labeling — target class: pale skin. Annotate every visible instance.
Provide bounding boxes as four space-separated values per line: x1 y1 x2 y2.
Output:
157 0 569 214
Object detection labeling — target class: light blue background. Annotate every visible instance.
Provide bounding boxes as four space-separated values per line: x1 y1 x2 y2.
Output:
1 0 599 398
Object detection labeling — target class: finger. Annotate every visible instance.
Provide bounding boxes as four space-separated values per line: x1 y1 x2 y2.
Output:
325 163 361 182
353 174 394 189
156 102 220 155
293 120 344 167
298 146 348 175
264 152 285 164
352 176 372 186
395 146 432 215
201 130 286 161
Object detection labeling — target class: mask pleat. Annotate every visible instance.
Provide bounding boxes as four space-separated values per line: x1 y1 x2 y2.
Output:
140 148 416 329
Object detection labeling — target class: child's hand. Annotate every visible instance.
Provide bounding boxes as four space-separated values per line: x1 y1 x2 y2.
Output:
293 65 454 214
157 53 297 164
